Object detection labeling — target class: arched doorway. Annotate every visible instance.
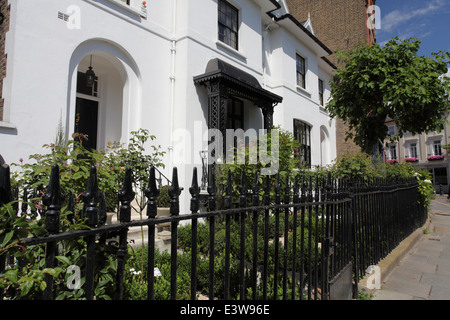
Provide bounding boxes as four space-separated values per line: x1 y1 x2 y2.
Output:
67 39 141 151
320 126 330 166
75 52 123 150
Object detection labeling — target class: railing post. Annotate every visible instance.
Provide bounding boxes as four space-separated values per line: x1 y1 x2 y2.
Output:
273 173 281 300
115 168 135 300
207 167 216 300
262 175 270 299
42 164 65 300
348 177 358 299
189 167 200 300
238 170 247 299
145 166 158 300
292 175 299 300
282 174 290 300
251 172 259 300
224 169 232 299
169 167 182 300
81 166 102 300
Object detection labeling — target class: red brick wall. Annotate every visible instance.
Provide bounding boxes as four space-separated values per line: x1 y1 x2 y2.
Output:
286 0 377 157
0 0 10 122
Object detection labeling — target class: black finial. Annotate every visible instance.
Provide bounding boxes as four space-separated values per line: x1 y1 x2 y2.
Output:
224 169 232 210
293 175 299 203
98 191 107 226
239 170 246 208
118 168 135 223
189 167 200 214
169 167 183 216
67 190 75 224
252 172 259 206
0 164 13 207
274 173 281 205
82 165 101 227
145 166 159 218
264 175 271 206
42 165 65 234
207 167 216 211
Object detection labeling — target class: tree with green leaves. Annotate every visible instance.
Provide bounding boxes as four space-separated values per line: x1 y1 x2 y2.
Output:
326 37 450 152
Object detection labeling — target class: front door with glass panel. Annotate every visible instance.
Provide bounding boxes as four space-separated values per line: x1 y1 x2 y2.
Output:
74 98 98 150
74 71 99 150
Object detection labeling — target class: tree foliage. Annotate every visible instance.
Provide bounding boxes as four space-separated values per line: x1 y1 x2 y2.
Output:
327 37 450 152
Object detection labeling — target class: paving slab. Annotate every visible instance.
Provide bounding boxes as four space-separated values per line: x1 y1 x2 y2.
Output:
371 196 450 300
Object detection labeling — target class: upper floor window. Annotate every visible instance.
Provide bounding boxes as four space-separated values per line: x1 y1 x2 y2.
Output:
434 140 442 156
318 79 324 106
218 0 239 50
409 143 418 158
388 145 397 160
296 54 306 89
106 0 147 18
387 125 396 136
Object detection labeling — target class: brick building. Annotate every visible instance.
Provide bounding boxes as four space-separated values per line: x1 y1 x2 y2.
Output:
0 0 9 122
286 0 377 157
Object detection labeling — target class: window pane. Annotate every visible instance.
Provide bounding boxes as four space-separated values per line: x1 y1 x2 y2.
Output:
218 0 238 49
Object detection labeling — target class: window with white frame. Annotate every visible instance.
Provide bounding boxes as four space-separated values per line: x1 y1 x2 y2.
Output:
318 79 324 106
388 144 397 160
293 119 311 167
387 125 396 136
218 0 239 50
106 0 147 18
409 143 418 158
296 54 306 89
434 140 442 156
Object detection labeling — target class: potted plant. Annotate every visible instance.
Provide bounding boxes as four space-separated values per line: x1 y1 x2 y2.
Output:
427 155 444 161
156 185 171 233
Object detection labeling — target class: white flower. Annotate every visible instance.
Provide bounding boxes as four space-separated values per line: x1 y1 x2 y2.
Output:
154 267 162 277
424 179 432 184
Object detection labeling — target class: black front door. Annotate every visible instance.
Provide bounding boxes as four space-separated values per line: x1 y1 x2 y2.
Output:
75 97 98 150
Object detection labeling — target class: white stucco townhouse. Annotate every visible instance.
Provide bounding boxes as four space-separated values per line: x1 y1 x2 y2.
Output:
0 0 336 211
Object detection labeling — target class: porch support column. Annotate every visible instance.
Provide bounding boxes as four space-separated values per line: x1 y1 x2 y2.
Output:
206 79 228 178
260 102 275 131
207 79 228 135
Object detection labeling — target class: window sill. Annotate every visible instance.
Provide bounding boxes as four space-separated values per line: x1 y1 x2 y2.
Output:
296 85 312 97
0 121 17 129
104 0 147 18
215 41 247 61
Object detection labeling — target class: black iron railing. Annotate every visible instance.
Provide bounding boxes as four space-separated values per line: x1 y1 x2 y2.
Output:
0 162 427 300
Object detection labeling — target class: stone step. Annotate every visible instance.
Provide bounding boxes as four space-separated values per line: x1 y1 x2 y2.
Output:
106 212 171 252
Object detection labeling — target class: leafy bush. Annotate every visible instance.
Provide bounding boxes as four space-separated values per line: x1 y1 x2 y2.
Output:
157 185 171 208
1 129 165 300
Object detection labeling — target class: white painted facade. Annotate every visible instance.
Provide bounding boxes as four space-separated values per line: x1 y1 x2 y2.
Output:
0 0 336 210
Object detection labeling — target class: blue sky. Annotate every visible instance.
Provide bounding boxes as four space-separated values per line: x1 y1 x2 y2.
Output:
376 0 450 57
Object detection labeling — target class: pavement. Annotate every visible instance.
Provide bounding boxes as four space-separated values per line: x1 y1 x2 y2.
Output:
366 194 450 300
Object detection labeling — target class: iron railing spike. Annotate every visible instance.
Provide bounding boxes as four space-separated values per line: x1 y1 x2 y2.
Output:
189 167 200 213
169 167 183 216
145 166 159 218
42 165 65 233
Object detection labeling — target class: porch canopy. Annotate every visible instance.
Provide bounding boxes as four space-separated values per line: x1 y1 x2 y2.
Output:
194 58 282 132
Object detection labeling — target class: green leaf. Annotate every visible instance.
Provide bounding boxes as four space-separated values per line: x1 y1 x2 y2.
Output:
20 280 34 297
55 256 71 265
1 230 14 248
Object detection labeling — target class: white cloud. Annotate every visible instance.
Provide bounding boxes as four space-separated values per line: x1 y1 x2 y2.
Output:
381 0 445 32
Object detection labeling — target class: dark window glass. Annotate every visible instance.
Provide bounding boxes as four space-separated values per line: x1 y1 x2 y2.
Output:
296 54 306 89
218 0 239 50
293 119 311 167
